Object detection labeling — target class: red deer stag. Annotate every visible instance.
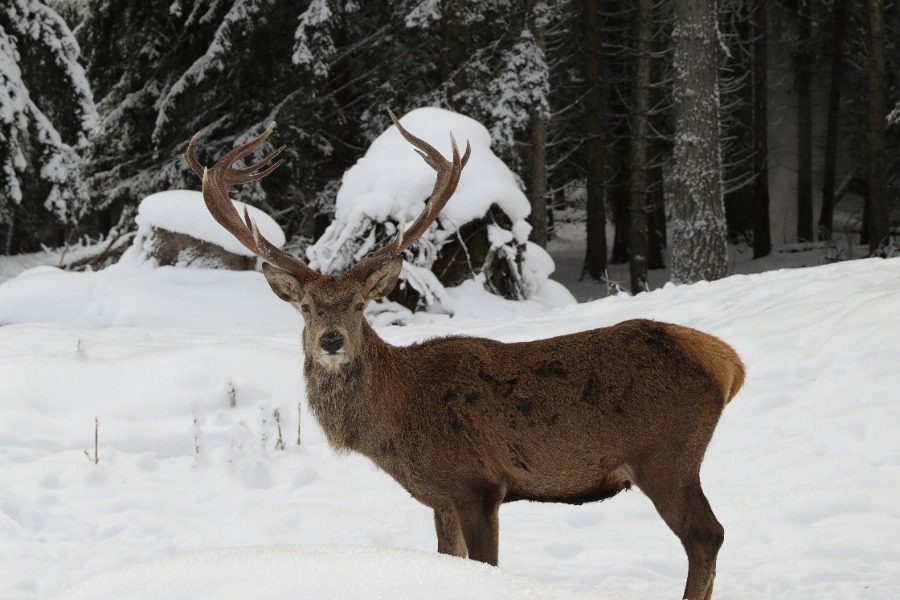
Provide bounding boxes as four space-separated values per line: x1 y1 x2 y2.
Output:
184 114 744 600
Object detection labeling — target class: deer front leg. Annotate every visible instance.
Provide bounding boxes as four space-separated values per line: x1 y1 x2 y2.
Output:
434 508 467 557
455 489 502 566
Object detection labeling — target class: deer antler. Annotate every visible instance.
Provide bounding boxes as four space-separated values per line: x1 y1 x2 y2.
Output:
348 110 471 279
184 124 318 281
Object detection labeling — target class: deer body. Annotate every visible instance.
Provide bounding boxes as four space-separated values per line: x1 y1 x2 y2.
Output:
185 115 744 600
309 317 738 499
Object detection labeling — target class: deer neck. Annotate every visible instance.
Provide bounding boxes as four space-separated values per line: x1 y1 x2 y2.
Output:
303 322 399 454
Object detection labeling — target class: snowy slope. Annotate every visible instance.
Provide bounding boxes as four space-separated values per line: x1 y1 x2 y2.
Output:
58 545 600 600
0 258 899 599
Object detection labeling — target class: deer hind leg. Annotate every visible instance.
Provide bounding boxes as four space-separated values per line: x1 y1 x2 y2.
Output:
434 508 467 557
635 470 724 600
454 488 503 566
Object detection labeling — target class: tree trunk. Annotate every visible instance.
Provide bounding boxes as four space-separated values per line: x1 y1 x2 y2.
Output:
752 0 771 258
670 0 728 283
819 0 849 240
646 18 666 270
609 182 629 263
628 0 651 293
440 2 468 100
867 0 889 254
3 208 14 255
795 0 813 242
604 0 631 266
582 0 608 280
723 3 754 242
528 2 548 248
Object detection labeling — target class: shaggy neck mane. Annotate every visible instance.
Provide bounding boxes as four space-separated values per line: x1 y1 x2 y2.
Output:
303 322 397 453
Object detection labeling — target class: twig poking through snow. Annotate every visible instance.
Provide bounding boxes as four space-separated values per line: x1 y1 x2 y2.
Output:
83 417 98 464
259 406 269 452
602 269 625 296
273 409 285 451
191 406 203 459
226 380 236 408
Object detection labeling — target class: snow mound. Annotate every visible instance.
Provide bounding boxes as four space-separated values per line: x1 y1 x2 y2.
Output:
306 108 558 309
58 545 597 600
332 107 528 228
132 190 285 258
305 107 570 311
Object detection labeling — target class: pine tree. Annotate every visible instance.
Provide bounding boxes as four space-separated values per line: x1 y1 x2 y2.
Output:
751 0 771 258
582 0 607 280
818 0 849 240
669 0 729 283
0 0 96 253
719 0 755 243
866 0 888 253
627 0 651 293
794 0 813 242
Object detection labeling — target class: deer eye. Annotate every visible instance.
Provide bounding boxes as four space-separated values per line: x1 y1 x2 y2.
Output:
301 304 310 313
355 302 364 311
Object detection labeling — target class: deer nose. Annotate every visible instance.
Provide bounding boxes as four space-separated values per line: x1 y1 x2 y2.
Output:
319 331 344 354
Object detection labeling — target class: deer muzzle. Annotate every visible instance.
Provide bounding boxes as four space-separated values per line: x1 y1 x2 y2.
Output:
320 331 344 354
317 330 347 368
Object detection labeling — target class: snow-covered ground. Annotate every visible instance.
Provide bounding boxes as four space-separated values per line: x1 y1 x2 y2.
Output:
1 255 899 599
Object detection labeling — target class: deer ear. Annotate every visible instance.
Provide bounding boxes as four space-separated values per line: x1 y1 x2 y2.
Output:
363 257 403 300
262 263 304 302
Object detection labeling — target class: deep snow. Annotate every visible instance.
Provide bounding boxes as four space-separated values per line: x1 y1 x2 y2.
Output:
1 256 899 599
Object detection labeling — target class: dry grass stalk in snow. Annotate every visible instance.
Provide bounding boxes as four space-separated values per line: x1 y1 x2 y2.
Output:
273 409 285 451
83 417 98 464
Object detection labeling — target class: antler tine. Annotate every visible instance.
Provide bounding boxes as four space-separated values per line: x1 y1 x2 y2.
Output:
185 133 205 178
185 124 317 281
185 123 278 180
349 111 471 277
397 134 461 252
232 144 286 177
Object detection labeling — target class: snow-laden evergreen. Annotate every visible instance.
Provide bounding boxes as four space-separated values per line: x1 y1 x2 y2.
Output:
0 0 96 251
888 99 900 125
153 0 273 143
292 0 339 79
477 29 549 160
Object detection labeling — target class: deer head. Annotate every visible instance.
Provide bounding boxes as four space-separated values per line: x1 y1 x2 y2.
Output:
184 113 470 369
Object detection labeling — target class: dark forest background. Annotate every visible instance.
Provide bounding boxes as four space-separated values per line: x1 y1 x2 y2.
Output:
2 0 898 292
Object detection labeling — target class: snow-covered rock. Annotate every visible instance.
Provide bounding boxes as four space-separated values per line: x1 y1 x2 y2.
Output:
122 190 285 269
307 107 570 311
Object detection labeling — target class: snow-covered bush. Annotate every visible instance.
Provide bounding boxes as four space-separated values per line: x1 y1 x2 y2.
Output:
121 190 285 269
307 107 562 312
0 0 96 252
